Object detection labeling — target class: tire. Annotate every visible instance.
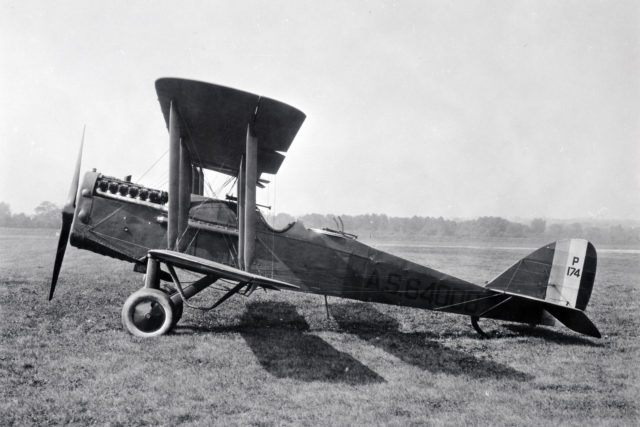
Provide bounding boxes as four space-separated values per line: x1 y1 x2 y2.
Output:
121 288 175 337
159 287 183 327
171 299 184 328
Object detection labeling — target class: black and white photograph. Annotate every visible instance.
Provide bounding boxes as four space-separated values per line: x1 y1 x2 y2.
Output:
1 1 638 425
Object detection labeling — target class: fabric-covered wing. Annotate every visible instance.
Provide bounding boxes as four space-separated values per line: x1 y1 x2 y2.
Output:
148 249 299 291
155 78 306 177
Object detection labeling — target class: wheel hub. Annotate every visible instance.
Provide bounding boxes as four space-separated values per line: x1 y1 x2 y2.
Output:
131 300 167 333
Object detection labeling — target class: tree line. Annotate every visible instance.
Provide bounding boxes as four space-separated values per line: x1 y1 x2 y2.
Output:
272 212 639 245
1 201 638 245
0 201 61 228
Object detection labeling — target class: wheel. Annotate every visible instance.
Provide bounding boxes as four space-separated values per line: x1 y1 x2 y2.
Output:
121 288 175 337
171 299 183 327
159 287 183 327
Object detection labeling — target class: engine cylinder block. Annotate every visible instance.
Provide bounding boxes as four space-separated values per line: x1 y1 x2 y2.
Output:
95 175 168 206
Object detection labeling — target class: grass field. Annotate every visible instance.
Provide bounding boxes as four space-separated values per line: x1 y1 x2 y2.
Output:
1 228 638 425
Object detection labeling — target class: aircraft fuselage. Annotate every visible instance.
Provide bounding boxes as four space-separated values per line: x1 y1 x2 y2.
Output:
69 170 546 326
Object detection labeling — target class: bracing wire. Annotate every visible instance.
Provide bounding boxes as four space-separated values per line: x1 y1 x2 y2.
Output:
133 148 169 184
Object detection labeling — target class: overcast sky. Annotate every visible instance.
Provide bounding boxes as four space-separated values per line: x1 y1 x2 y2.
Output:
1 0 638 220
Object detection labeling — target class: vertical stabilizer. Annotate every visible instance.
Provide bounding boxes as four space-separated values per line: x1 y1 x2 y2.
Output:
486 239 597 311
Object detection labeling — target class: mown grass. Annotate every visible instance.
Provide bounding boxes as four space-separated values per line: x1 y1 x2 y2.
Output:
1 228 638 425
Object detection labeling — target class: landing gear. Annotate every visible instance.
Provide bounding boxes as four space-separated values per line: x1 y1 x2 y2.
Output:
121 252 243 337
121 288 176 337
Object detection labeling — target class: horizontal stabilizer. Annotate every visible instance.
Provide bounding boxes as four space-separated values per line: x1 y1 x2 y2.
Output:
148 249 299 291
542 303 601 338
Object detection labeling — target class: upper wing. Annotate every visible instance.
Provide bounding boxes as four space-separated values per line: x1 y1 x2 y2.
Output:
148 249 299 291
155 78 306 177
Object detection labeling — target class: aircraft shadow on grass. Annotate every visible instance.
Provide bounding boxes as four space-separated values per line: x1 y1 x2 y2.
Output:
178 300 539 383
503 324 603 347
236 301 385 384
330 303 534 381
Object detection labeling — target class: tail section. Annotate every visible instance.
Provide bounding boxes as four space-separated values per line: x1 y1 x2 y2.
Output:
484 239 600 338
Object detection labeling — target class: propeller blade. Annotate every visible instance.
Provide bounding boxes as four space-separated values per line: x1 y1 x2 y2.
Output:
48 126 85 300
65 125 85 209
49 211 73 300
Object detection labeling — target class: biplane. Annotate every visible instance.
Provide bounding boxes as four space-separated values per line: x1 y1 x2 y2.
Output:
50 78 601 339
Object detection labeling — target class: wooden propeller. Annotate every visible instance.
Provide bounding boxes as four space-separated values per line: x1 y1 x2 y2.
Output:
49 126 85 300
